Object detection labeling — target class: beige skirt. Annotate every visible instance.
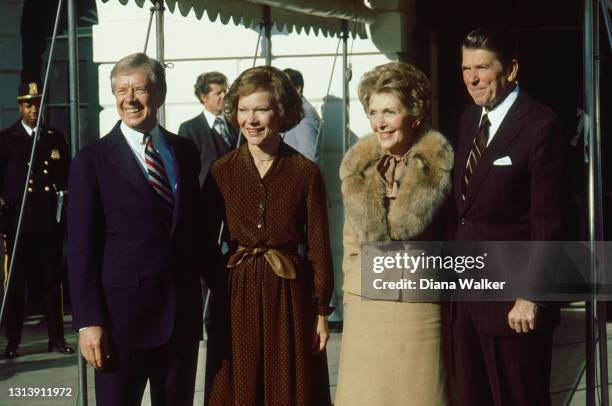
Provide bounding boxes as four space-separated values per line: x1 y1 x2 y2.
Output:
334 293 447 406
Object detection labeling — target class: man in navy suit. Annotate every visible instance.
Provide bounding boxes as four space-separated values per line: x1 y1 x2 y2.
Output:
68 53 208 405
178 71 238 187
452 27 567 406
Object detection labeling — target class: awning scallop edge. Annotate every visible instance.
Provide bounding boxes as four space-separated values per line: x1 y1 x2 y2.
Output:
100 0 370 38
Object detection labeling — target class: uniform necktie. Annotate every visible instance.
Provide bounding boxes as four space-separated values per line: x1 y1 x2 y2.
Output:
462 114 491 200
213 117 232 147
143 133 174 211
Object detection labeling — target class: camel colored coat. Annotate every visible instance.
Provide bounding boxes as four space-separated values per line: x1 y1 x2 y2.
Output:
335 130 453 406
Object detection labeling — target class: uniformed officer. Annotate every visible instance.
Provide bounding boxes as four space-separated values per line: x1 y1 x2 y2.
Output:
0 82 73 358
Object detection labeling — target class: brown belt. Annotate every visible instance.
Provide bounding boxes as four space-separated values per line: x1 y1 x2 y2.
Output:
226 245 297 280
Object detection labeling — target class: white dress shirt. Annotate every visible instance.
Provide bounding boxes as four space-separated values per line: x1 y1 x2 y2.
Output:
203 108 227 129
480 85 519 146
21 121 36 136
120 121 177 194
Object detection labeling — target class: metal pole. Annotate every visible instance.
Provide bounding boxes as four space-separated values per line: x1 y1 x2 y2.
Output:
586 303 596 406
263 6 272 66
154 1 166 126
593 0 609 402
68 0 88 406
143 6 155 54
67 0 87 403
0 0 63 345
584 0 600 404
252 23 264 67
68 0 80 160
341 20 349 154
599 0 612 52
314 37 342 163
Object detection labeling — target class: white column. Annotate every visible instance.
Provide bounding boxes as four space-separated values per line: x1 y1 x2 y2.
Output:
368 0 416 61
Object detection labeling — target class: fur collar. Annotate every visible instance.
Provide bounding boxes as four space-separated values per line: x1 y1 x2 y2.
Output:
340 129 453 241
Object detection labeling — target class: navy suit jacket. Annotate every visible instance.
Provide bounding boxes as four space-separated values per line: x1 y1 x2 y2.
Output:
0 121 70 234
178 112 238 187
453 90 568 336
67 121 205 349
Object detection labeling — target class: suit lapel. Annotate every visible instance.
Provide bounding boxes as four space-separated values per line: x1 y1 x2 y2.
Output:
163 127 182 236
458 92 532 216
227 121 239 147
454 108 479 210
13 121 33 145
105 122 153 198
200 114 219 157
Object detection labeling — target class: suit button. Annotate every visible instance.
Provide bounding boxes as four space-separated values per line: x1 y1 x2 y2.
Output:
459 218 465 225
257 223 262 229
44 161 49 166
27 187 33 192
29 179 33 184
44 186 50 192
258 203 264 209
43 169 48 175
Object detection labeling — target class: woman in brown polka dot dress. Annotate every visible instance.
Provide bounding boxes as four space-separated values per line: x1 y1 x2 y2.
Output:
203 66 334 406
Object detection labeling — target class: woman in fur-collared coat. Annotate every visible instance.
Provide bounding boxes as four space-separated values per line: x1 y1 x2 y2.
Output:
334 62 453 406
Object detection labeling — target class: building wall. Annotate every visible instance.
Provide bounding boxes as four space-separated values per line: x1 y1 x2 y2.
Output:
0 0 24 129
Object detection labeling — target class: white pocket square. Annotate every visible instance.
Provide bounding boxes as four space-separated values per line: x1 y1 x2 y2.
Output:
493 156 513 166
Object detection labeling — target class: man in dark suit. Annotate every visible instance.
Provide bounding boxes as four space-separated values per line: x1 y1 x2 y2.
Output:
0 81 73 358
178 71 238 186
68 53 208 405
452 27 567 406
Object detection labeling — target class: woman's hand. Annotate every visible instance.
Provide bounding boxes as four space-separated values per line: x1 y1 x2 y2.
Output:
312 315 330 354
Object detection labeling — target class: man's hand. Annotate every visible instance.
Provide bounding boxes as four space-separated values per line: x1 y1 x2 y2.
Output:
79 326 107 369
508 298 538 333
312 315 330 354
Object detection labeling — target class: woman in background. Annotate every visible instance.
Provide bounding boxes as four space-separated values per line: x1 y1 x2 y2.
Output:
203 65 334 406
335 62 453 405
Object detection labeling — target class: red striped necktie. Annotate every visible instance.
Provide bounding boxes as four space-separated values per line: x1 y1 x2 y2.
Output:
143 133 174 211
462 114 491 200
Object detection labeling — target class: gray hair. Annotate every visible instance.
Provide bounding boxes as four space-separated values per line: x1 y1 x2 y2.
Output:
110 53 167 104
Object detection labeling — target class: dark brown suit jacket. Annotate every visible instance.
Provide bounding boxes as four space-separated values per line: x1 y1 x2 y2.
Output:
452 90 568 337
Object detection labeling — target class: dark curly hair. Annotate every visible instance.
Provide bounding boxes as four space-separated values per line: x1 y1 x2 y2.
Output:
193 71 227 101
224 66 303 132
358 62 432 122
462 26 518 72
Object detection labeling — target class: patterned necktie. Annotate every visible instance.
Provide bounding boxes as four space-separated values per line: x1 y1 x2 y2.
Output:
143 133 174 211
213 117 233 147
462 114 491 200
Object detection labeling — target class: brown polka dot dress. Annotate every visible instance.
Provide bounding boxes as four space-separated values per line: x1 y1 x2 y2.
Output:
203 142 334 406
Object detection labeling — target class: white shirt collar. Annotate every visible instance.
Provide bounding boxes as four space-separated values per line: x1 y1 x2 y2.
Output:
21 121 36 136
480 85 519 145
120 121 161 147
202 108 224 129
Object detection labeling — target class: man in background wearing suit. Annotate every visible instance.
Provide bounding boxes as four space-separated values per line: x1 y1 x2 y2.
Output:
452 27 567 406
68 53 206 405
0 82 73 358
282 68 321 163
178 71 238 186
